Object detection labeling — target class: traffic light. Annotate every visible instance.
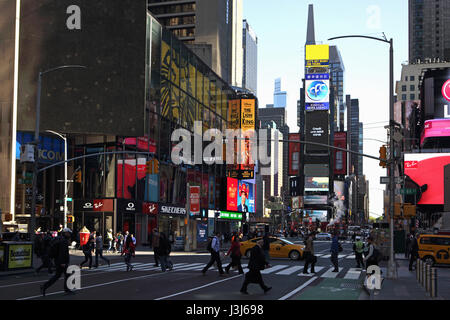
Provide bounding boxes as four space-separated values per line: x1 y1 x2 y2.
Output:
379 145 387 168
146 159 160 174
146 160 152 174
67 215 74 223
154 159 159 174
75 171 82 183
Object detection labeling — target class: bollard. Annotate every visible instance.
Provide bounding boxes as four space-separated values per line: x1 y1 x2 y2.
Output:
422 260 426 287
416 258 420 281
419 260 422 286
431 267 437 298
426 264 431 293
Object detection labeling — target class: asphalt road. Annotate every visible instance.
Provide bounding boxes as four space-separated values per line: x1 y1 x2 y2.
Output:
0 241 374 301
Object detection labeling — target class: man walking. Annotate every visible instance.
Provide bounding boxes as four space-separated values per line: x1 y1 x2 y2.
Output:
409 233 419 271
202 232 224 276
240 240 272 294
106 229 114 253
94 231 110 268
151 228 160 267
303 232 316 274
262 232 270 263
330 232 340 272
40 228 74 296
353 236 365 269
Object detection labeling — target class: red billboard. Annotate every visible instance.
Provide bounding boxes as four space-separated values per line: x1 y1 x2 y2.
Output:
288 133 301 176
334 132 347 175
404 153 450 205
226 177 238 211
189 186 200 215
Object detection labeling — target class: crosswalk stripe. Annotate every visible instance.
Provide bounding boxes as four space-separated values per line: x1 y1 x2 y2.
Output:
260 265 289 274
276 266 303 275
338 254 348 259
175 263 206 271
321 254 331 258
136 262 190 271
346 255 356 259
321 267 342 278
297 266 325 277
83 262 123 271
344 268 362 279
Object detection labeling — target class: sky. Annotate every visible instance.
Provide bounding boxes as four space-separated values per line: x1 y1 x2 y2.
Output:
242 0 409 218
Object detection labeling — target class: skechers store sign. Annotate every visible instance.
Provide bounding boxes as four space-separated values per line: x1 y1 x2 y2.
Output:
160 205 186 216
16 132 64 164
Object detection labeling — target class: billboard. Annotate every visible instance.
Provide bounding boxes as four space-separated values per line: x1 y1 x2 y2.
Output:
304 195 328 205
304 210 328 222
17 0 148 136
305 74 330 111
404 153 450 205
334 180 345 200
226 177 238 211
237 181 255 213
305 177 329 192
422 69 450 119
305 44 329 68
189 186 200 215
334 132 347 175
288 133 301 175
305 111 329 153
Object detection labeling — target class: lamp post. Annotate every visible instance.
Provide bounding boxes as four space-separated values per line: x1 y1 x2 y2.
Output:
45 130 68 228
328 34 397 279
30 65 87 239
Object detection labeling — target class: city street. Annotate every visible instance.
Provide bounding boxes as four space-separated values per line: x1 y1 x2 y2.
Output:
0 242 377 300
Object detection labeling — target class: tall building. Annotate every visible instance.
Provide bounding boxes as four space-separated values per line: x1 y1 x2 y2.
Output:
347 95 363 176
242 20 258 95
330 46 346 132
273 78 287 108
409 0 450 63
148 0 243 85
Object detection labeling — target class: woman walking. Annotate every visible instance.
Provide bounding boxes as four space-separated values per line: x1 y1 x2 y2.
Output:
116 232 123 254
121 233 135 271
225 237 244 274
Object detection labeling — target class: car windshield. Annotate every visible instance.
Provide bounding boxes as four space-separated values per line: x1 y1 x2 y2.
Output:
281 239 294 245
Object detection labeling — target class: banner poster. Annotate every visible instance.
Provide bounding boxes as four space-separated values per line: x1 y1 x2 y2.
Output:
226 177 238 211
117 158 146 199
189 186 200 215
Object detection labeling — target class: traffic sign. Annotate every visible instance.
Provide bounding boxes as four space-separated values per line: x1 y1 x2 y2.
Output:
400 188 417 195
380 177 389 184
380 176 404 184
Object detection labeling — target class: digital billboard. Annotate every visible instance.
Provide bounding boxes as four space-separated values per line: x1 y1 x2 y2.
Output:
422 69 450 119
288 133 301 175
226 177 238 211
305 74 330 111
334 132 347 175
305 111 329 153
305 45 329 68
305 177 329 192
17 0 148 136
404 153 450 205
304 210 328 222
226 178 254 213
334 181 345 201
304 195 328 205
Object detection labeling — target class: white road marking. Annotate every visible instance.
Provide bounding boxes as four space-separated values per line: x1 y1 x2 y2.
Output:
321 255 331 258
275 266 303 275
297 266 325 277
278 276 317 300
344 268 362 280
174 263 206 271
260 265 289 274
321 267 342 278
154 274 243 300
346 255 356 259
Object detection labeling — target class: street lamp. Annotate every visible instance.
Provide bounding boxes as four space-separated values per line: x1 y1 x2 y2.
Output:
30 65 87 239
328 34 397 279
45 130 68 228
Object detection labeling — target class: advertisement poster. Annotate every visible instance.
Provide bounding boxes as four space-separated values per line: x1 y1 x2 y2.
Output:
189 186 200 215
304 210 328 222
305 74 330 111
226 177 238 211
305 44 329 67
208 175 215 209
304 195 328 205
8 244 32 269
305 177 329 192
237 181 254 213
144 174 159 202
334 132 347 175
117 158 146 199
288 133 301 175
197 223 208 243
228 99 240 129
305 110 329 153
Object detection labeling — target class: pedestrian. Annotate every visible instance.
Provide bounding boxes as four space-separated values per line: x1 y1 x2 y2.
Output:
330 231 340 272
303 232 317 274
157 232 172 272
262 232 271 263
151 228 160 267
225 236 244 274
94 231 110 268
40 228 74 296
405 233 412 259
409 234 419 271
202 232 225 276
79 231 94 270
35 231 54 275
364 236 379 270
353 236 365 269
240 240 272 295
117 232 123 254
121 232 135 271
106 229 114 253
123 230 129 244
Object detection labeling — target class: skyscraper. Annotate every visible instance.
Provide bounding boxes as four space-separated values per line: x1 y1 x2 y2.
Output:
330 46 346 132
409 0 450 63
148 0 243 85
346 95 362 176
242 20 258 95
273 78 287 108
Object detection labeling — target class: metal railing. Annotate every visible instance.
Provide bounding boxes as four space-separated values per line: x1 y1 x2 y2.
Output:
416 259 438 298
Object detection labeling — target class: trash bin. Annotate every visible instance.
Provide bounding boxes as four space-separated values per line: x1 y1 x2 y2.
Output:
79 227 90 247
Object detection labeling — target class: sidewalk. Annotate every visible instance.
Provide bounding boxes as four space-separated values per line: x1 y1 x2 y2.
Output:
359 259 437 300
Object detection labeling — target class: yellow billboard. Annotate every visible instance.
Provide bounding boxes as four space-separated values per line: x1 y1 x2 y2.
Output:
228 100 240 129
8 244 33 269
305 44 329 67
240 99 255 131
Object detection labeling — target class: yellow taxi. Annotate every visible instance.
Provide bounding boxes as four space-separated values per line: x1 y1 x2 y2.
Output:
418 234 450 266
239 237 305 260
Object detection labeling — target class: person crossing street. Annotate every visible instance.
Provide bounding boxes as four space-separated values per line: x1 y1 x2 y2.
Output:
94 231 110 268
303 232 316 274
202 232 225 276
225 236 244 274
353 236 365 269
79 231 94 269
240 240 272 295
330 232 341 272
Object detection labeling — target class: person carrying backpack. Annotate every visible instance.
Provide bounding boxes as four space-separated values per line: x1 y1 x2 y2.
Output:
202 232 224 276
364 237 380 269
36 231 54 274
122 233 136 271
303 232 317 274
157 232 171 272
40 228 74 296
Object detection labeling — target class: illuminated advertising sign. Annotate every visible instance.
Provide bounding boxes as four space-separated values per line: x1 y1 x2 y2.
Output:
334 181 345 201
189 186 200 215
305 74 330 111
334 132 347 175
422 69 450 119
226 177 238 211
305 111 329 153
305 177 329 192
304 195 328 205
228 100 241 129
8 244 33 269
305 44 329 67
237 181 254 213
404 153 450 205
443 80 450 102
288 133 301 175
304 210 328 222
241 99 256 131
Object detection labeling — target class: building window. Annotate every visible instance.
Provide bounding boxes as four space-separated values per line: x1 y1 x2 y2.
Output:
402 85 407 91
410 85 415 91
410 94 415 100
410 76 415 81
402 94 407 101
405 76 408 81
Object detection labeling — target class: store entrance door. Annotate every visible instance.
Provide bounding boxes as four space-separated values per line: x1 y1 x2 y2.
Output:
84 212 103 237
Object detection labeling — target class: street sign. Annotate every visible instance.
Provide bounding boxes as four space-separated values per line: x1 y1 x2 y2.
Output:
380 177 389 184
380 176 403 184
66 198 73 202
400 188 417 195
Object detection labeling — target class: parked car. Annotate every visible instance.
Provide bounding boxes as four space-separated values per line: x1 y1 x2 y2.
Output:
240 237 305 260
315 233 332 241
418 234 450 266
